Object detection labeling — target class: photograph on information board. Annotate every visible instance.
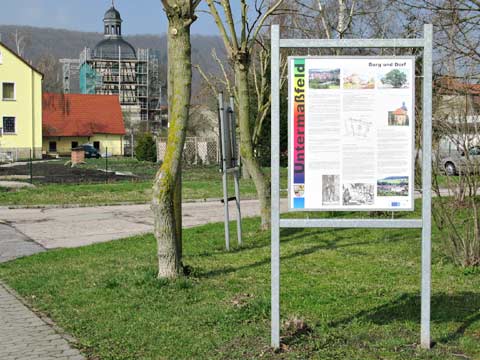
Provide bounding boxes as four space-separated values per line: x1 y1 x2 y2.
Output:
288 57 415 211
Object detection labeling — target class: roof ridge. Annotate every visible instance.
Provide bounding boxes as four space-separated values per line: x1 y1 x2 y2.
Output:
0 41 44 77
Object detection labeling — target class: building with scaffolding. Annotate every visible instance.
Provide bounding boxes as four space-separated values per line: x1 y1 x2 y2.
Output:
60 4 165 137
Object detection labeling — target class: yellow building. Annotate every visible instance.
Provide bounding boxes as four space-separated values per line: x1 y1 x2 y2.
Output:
42 93 125 156
0 41 43 159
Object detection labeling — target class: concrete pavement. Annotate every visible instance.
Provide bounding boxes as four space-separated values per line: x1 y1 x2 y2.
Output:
0 223 45 262
0 187 462 250
0 199 289 249
0 199 285 360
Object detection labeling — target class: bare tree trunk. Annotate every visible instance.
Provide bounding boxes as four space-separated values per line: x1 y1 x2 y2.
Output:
204 0 283 230
235 63 271 229
152 13 193 278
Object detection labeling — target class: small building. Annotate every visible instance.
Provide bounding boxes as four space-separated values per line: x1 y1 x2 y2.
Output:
42 93 126 156
435 78 480 155
388 103 409 126
61 3 163 135
0 41 43 160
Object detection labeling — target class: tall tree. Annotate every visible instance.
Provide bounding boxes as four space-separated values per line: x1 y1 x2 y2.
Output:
9 29 29 57
205 0 284 230
395 0 480 76
152 0 200 278
36 54 63 93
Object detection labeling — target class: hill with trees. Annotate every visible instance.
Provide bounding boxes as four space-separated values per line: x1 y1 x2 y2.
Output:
0 25 225 95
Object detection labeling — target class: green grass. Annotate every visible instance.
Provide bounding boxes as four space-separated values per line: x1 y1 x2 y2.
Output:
0 203 479 359
0 165 288 206
0 181 153 206
435 174 480 188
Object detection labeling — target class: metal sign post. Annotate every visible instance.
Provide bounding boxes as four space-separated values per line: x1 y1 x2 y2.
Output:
218 93 243 251
270 24 433 349
229 97 243 246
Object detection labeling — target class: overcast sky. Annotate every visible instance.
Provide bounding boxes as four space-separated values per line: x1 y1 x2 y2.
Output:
0 0 242 36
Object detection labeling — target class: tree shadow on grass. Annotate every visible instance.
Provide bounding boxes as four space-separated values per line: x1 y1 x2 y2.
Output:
191 227 351 257
329 292 480 345
198 229 410 278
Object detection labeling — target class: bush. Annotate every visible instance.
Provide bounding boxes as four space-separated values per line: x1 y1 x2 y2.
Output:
433 113 480 267
135 133 157 163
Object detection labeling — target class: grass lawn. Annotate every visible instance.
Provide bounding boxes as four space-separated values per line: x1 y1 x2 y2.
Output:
0 164 287 206
0 203 479 359
435 174 480 188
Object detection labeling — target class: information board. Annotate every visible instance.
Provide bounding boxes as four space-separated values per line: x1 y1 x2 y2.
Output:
289 57 415 211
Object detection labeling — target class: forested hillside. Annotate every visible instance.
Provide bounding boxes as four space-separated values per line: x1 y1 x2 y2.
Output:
0 25 224 94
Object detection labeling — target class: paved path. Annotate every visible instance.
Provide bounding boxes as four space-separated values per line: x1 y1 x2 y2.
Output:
0 181 36 189
0 199 287 360
0 225 84 359
0 223 45 262
0 200 289 249
0 187 462 250
0 282 84 360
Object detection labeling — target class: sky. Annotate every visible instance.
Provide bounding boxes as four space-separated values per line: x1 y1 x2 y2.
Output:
0 0 242 36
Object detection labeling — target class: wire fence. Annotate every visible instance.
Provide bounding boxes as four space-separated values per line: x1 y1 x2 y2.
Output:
0 148 149 185
0 139 223 186
157 137 220 165
0 149 19 163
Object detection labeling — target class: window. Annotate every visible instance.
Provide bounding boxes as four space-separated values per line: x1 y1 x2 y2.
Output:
111 25 115 35
93 141 100 151
2 117 15 134
71 141 78 149
49 141 57 152
2 83 15 100
105 25 110 34
469 147 480 156
116 25 121 36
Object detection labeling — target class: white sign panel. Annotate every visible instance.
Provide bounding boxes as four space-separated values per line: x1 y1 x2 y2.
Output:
289 57 415 211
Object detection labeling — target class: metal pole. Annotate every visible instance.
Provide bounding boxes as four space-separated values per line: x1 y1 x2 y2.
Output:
146 49 150 132
195 137 198 165
233 169 242 245
105 147 108 184
219 93 230 251
229 96 242 246
421 23 433 350
131 133 134 159
118 46 121 101
29 149 33 184
270 24 281 349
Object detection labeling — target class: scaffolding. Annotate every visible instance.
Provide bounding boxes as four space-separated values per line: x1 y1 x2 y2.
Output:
61 47 164 134
59 59 80 94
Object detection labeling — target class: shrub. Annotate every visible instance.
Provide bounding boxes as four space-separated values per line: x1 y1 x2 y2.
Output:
433 107 480 267
135 133 157 163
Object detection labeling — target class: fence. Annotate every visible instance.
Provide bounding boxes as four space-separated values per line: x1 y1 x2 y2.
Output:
0 149 19 164
0 150 151 185
157 137 220 165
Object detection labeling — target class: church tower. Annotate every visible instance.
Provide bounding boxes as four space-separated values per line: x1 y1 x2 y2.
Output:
103 2 122 37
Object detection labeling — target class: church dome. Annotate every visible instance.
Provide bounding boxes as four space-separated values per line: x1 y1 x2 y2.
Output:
104 6 122 21
94 3 135 60
93 38 137 60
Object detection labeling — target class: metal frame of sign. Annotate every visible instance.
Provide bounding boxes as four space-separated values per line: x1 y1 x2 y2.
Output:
218 92 242 251
270 24 433 349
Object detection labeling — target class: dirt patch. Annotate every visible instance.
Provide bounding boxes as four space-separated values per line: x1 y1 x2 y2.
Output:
0 162 136 184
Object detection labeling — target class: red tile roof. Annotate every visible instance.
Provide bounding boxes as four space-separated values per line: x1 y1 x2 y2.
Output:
436 77 480 95
43 93 126 137
393 108 408 116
